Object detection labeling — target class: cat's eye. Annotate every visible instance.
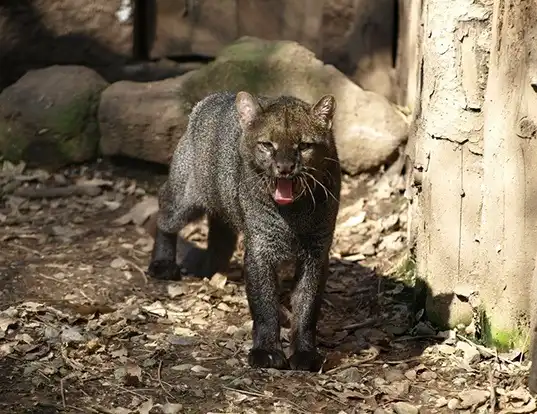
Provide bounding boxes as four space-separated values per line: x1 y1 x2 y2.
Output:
298 142 315 151
257 142 274 151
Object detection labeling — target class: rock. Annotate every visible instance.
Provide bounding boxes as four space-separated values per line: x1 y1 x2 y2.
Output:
385 369 406 383
0 66 108 168
404 369 417 381
447 398 459 410
437 344 456 355
337 367 362 383
98 75 194 165
392 402 419 414
457 389 489 409
379 380 410 398
419 370 437 381
435 397 448 408
99 37 408 175
456 341 481 364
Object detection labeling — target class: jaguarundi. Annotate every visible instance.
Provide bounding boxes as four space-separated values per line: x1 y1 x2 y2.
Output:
147 91 341 371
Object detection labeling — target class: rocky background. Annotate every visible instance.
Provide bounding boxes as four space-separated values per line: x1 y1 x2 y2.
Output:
0 0 407 177
1 1 534 413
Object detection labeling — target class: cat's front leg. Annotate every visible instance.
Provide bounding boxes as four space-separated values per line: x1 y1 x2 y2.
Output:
289 245 330 371
243 237 289 370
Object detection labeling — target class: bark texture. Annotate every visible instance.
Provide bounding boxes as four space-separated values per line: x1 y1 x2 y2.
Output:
407 0 492 331
480 0 537 346
408 0 537 351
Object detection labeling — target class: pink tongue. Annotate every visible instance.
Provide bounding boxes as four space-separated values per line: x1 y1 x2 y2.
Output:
274 179 294 205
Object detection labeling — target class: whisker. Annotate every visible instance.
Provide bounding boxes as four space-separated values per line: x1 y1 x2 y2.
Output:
303 176 316 212
303 171 339 204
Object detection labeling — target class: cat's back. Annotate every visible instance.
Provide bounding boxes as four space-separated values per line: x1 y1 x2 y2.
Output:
186 91 241 152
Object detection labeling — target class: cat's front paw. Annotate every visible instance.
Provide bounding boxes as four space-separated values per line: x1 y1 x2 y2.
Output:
147 259 182 280
289 350 324 372
248 348 289 370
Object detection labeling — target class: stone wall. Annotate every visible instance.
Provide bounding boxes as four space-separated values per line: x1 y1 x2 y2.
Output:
0 0 397 98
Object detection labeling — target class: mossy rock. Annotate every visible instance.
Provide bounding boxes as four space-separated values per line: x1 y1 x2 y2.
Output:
98 37 408 174
0 65 108 169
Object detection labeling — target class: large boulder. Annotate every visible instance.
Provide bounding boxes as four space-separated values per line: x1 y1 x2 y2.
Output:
0 65 108 168
99 37 408 175
98 74 195 165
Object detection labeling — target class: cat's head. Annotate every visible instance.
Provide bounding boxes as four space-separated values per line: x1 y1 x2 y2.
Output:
236 91 338 206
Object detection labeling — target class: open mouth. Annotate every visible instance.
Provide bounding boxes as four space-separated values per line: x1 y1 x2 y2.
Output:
273 178 294 205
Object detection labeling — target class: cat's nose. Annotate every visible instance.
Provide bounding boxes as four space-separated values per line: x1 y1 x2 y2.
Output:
275 161 296 176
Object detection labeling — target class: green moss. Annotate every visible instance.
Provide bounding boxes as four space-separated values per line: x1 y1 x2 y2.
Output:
218 36 282 61
479 309 530 351
0 121 27 161
0 90 101 167
391 252 417 287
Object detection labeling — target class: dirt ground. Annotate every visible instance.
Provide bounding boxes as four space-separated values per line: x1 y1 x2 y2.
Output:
0 159 534 414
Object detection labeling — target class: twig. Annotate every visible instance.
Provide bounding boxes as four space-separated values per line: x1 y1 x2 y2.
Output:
60 378 66 408
325 347 380 374
14 184 101 199
13 243 43 257
222 386 309 414
342 318 378 331
489 367 496 414
157 360 176 401
372 356 420 365
108 383 150 401
125 258 148 284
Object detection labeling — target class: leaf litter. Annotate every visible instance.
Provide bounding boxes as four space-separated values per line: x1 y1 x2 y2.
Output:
0 159 534 413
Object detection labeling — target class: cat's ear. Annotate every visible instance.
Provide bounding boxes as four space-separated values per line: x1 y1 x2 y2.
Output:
311 94 336 129
236 91 261 129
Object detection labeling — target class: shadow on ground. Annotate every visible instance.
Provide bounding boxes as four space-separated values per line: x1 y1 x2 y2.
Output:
0 159 461 413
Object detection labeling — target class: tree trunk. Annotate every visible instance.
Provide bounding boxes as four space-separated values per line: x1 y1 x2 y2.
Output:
395 0 423 110
406 0 492 330
408 0 537 352
480 0 537 347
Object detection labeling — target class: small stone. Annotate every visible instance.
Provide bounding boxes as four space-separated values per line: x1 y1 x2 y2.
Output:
385 369 405 382
337 367 362 383
437 344 456 355
225 325 239 335
359 241 376 256
379 380 410 398
435 396 448 408
458 389 489 409
460 343 481 364
453 377 466 387
373 377 387 387
60 326 84 343
225 358 240 367
209 273 227 289
191 365 211 373
404 369 417 381
393 402 419 414
110 257 127 269
217 302 232 312
167 284 187 298
419 371 437 381
171 364 193 371
447 398 459 410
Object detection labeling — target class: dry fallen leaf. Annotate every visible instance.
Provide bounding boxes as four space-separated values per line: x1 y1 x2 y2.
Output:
161 402 183 414
115 362 143 387
114 197 158 226
209 273 227 290
137 398 154 414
